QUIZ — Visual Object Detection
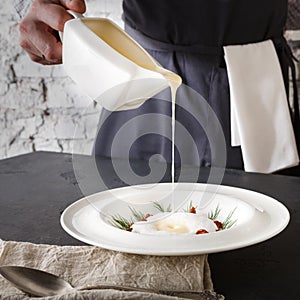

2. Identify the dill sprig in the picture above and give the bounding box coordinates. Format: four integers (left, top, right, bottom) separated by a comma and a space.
110, 214, 133, 230
222, 207, 238, 229
183, 201, 195, 213
208, 204, 221, 220
153, 201, 172, 212
129, 206, 147, 221
208, 205, 237, 230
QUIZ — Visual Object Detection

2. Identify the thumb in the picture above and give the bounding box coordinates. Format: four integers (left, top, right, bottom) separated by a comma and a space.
60, 0, 86, 13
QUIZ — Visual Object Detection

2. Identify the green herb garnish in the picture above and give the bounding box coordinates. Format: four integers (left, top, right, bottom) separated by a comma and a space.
110, 214, 133, 230
208, 204, 221, 220
129, 206, 147, 221
221, 207, 238, 229
152, 201, 172, 212
183, 200, 195, 213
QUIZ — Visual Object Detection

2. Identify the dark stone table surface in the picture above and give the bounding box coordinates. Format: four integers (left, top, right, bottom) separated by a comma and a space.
0, 151, 299, 300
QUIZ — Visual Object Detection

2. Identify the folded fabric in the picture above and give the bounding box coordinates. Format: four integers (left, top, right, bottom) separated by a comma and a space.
0, 240, 224, 300
224, 40, 299, 173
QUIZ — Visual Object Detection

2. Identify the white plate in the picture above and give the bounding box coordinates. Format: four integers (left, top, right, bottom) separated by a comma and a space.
60, 183, 290, 256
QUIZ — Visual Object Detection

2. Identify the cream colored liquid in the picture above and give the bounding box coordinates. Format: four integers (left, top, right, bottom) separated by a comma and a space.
163, 76, 181, 211
154, 67, 181, 205
155, 221, 189, 233
83, 19, 182, 207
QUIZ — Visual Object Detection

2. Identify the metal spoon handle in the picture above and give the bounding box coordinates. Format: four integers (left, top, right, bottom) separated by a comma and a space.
77, 284, 205, 299
78, 284, 162, 293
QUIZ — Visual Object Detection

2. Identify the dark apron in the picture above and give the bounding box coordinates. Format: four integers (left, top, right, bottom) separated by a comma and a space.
94, 0, 299, 173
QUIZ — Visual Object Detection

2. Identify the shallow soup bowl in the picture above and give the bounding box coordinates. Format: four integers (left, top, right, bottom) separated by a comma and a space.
60, 182, 290, 255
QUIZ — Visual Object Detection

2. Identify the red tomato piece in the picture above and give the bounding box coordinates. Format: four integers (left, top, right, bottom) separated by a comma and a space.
214, 221, 223, 231
189, 206, 196, 214
196, 229, 208, 234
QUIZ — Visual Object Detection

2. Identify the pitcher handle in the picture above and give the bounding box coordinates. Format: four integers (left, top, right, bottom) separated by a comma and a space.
59, 10, 84, 41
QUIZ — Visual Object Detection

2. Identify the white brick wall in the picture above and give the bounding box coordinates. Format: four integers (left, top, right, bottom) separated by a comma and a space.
0, 1, 299, 160
0, 0, 123, 159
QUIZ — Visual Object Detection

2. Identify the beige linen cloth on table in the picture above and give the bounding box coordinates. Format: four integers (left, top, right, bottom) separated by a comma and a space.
0, 240, 224, 300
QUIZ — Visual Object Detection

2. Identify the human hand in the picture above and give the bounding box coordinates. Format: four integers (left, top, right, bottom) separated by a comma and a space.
19, 0, 86, 65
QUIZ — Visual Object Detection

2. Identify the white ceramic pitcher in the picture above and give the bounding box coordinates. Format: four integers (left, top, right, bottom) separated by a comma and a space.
62, 14, 181, 111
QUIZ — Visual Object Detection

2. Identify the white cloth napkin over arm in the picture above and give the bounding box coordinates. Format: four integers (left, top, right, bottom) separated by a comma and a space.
224, 40, 299, 173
